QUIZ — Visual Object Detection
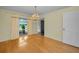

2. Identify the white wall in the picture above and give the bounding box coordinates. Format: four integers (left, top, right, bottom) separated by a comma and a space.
0, 9, 28, 42
0, 13, 11, 42
63, 12, 79, 47
44, 6, 79, 41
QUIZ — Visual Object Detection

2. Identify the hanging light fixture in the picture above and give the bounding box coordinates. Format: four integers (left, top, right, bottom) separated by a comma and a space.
28, 6, 40, 20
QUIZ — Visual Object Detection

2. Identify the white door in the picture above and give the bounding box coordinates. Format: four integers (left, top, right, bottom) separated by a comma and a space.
63, 12, 79, 47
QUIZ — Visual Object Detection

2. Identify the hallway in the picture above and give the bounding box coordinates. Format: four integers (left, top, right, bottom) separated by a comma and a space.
0, 34, 79, 53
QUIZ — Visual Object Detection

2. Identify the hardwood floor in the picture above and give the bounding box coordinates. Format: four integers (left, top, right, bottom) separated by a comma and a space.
0, 34, 79, 53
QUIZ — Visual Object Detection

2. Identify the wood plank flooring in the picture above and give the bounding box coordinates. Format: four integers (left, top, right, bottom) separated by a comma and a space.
0, 34, 79, 53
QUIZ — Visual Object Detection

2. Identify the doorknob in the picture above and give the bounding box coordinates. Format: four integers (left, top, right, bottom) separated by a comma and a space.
63, 28, 65, 31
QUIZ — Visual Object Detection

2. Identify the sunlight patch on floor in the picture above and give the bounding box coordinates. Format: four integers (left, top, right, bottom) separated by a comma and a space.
18, 36, 28, 47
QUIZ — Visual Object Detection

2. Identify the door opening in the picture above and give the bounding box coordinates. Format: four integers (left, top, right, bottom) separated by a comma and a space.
19, 18, 28, 36
40, 20, 44, 35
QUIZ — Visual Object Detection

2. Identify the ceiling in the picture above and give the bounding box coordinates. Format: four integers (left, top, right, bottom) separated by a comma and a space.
0, 6, 69, 15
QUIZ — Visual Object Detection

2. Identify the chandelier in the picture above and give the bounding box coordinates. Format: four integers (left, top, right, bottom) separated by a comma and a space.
28, 6, 40, 20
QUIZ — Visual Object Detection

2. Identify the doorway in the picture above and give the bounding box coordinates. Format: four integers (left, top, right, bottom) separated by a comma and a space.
40, 20, 44, 35
19, 18, 28, 36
